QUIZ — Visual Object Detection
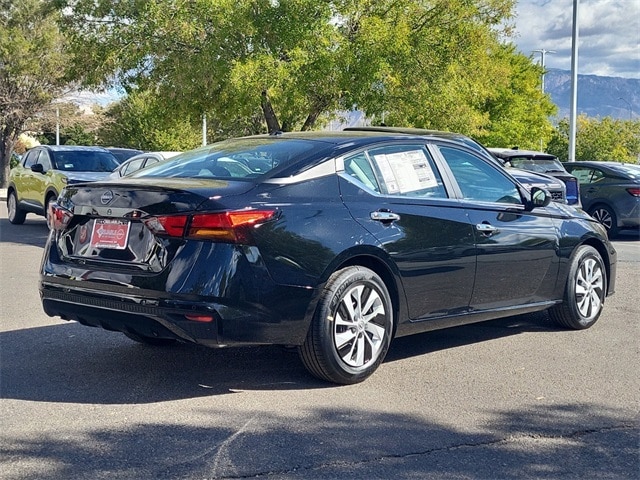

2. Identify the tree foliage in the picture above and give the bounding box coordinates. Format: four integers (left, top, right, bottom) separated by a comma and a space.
0, 0, 70, 186
548, 115, 640, 162
55, 0, 558, 142
98, 90, 202, 151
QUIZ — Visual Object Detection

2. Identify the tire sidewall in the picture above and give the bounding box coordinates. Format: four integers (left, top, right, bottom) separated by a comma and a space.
316, 267, 393, 383
565, 246, 606, 328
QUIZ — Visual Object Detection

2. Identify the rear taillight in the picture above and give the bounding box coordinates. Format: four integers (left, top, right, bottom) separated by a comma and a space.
142, 210, 276, 243
142, 215, 189, 237
48, 203, 73, 231
627, 187, 640, 197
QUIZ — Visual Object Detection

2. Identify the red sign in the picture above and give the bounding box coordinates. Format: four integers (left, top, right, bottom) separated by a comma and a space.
90, 219, 131, 250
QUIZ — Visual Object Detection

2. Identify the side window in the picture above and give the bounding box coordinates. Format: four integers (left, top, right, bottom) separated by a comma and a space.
439, 146, 521, 204
23, 150, 39, 168
570, 167, 593, 184
345, 145, 447, 199
123, 158, 145, 176
37, 150, 53, 171
344, 152, 380, 192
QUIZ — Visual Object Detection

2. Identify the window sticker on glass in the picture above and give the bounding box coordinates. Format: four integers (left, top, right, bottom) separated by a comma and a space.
373, 150, 438, 194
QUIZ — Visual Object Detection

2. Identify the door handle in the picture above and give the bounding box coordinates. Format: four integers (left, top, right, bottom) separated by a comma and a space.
371, 211, 400, 222
476, 223, 499, 235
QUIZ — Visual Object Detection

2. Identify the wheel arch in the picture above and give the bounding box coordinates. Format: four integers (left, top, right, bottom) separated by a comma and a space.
580, 238, 613, 296
325, 249, 405, 338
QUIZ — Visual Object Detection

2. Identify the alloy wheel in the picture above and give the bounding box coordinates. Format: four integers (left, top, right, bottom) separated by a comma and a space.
333, 283, 387, 368
574, 257, 604, 321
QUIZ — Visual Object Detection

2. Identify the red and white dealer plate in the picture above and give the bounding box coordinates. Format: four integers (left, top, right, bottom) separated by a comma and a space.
90, 219, 131, 250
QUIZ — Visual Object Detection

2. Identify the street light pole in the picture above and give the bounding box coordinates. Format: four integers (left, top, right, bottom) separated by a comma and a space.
568, 0, 580, 162
532, 48, 556, 93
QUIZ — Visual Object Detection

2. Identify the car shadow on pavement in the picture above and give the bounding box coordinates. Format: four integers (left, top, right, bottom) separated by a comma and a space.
1, 401, 636, 479
1, 312, 557, 405
385, 311, 556, 363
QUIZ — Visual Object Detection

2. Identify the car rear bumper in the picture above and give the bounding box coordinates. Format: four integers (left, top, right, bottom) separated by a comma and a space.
40, 279, 315, 347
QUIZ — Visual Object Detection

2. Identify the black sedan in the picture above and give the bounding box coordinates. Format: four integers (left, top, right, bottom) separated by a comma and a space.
40, 131, 617, 384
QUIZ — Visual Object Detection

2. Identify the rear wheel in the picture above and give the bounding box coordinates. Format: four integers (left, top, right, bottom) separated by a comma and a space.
7, 191, 26, 225
299, 266, 394, 384
549, 245, 606, 330
123, 332, 177, 346
589, 204, 618, 238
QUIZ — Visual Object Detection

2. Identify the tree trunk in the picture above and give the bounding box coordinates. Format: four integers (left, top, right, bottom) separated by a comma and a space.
0, 126, 17, 188
261, 91, 281, 133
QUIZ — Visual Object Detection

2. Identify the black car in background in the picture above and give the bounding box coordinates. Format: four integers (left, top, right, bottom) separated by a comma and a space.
489, 148, 580, 205
40, 131, 616, 384
563, 161, 640, 237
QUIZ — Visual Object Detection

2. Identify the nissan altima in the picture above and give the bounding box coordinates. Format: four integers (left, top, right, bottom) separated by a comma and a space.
40, 130, 617, 384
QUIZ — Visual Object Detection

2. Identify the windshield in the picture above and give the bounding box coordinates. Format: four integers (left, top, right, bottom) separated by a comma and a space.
52, 151, 120, 172
506, 157, 567, 174
133, 137, 319, 179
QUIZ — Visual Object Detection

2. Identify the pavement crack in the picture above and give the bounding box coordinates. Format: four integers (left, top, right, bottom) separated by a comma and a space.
211, 423, 637, 479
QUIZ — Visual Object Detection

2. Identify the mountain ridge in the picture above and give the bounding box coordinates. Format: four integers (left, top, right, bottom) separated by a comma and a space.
545, 70, 639, 120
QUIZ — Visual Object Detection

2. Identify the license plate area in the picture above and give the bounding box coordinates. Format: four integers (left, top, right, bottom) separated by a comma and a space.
90, 219, 131, 250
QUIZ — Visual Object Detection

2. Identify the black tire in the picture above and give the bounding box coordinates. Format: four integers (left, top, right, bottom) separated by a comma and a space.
589, 204, 618, 238
123, 332, 177, 346
299, 266, 394, 384
549, 245, 606, 330
7, 190, 26, 225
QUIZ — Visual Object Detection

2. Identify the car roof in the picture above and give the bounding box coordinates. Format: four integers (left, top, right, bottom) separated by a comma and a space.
488, 148, 558, 160
38, 145, 111, 152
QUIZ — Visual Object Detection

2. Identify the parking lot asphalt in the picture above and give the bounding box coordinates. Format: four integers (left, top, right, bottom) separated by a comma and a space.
0, 203, 638, 479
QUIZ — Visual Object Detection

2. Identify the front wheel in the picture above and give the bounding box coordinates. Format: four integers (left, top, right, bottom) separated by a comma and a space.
299, 266, 394, 384
549, 245, 606, 329
7, 191, 26, 225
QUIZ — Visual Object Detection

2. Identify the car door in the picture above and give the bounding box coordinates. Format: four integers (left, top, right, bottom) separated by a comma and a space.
434, 145, 560, 310
17, 148, 43, 206
338, 143, 477, 321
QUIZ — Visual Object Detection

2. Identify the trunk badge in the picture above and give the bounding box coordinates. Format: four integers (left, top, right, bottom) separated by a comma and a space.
101, 190, 114, 205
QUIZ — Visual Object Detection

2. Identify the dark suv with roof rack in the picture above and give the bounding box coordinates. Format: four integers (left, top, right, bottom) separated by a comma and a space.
488, 148, 580, 205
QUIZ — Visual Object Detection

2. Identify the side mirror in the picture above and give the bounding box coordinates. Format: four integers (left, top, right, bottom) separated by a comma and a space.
528, 187, 552, 210
31, 164, 44, 174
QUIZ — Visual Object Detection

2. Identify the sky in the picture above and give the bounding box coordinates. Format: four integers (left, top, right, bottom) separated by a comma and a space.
512, 0, 640, 78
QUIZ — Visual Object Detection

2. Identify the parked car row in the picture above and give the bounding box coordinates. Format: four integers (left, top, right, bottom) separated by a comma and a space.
35, 129, 617, 384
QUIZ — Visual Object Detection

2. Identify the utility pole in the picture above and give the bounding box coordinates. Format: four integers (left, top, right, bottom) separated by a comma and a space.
202, 114, 207, 146
568, 0, 580, 162
619, 97, 633, 119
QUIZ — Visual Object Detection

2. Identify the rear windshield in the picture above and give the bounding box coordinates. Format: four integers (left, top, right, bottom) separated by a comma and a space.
52, 151, 120, 172
132, 137, 319, 180
506, 157, 566, 174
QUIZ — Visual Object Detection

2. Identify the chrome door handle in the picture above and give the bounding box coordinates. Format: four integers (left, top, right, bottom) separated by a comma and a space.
371, 211, 401, 222
476, 223, 499, 235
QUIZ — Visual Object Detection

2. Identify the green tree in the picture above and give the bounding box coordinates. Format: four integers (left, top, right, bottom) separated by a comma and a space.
475, 45, 557, 148
98, 90, 201, 151
56, 0, 531, 138
0, 0, 70, 186
548, 116, 640, 162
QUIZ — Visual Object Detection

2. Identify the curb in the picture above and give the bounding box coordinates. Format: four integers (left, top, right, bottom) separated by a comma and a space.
0, 188, 6, 202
